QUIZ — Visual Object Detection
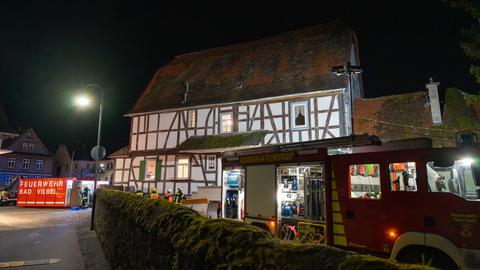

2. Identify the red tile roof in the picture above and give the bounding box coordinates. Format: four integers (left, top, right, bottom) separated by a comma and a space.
130, 22, 356, 114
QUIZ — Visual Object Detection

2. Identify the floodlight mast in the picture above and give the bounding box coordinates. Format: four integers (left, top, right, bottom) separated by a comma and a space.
332, 62, 362, 137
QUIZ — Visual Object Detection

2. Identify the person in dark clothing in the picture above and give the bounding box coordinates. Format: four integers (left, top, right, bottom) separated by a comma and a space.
402, 170, 410, 191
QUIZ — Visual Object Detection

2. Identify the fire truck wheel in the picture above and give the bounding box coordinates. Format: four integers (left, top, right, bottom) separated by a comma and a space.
396, 245, 458, 270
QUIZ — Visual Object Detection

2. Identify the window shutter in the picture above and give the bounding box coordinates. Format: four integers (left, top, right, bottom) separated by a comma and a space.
139, 160, 146, 180
155, 160, 162, 181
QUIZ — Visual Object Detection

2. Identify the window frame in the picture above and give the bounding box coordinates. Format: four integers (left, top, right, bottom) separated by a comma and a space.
22, 159, 30, 169
177, 157, 190, 179
5, 175, 13, 184
28, 143, 34, 151
388, 161, 418, 192
290, 101, 309, 130
22, 143, 28, 150
36, 160, 44, 170
348, 163, 382, 200
8, 158, 16, 168
221, 112, 233, 134
188, 110, 196, 128
144, 159, 157, 181
206, 155, 217, 172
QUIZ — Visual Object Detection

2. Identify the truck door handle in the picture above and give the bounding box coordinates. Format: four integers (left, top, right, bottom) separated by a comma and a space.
425, 216, 436, 227
346, 210, 354, 219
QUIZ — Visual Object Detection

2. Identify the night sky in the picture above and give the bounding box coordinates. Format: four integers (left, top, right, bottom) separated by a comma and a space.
0, 1, 477, 155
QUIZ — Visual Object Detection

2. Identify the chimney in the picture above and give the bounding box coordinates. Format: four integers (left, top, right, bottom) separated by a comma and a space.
426, 78, 442, 125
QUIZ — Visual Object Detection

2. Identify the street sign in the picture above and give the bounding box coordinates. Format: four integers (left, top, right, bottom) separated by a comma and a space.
90, 146, 106, 161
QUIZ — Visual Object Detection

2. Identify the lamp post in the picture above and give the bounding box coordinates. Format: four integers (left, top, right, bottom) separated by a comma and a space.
74, 83, 104, 231
332, 62, 362, 137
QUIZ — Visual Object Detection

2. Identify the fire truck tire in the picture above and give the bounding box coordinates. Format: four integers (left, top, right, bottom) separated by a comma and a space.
396, 245, 458, 270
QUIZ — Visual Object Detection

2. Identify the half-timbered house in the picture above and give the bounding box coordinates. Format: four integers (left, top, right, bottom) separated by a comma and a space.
111, 22, 363, 194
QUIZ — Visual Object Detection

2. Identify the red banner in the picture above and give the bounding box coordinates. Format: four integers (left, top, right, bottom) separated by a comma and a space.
17, 178, 67, 207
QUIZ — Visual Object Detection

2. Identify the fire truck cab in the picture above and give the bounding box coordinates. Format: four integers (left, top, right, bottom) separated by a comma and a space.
222, 145, 480, 270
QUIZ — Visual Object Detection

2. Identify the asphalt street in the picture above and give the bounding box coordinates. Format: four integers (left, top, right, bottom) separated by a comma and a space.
0, 207, 109, 270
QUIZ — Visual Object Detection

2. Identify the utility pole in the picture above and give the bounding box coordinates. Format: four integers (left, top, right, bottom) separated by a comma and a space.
332, 62, 362, 136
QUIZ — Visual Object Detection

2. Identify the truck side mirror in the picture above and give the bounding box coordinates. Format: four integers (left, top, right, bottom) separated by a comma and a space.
472, 161, 480, 186
432, 157, 454, 168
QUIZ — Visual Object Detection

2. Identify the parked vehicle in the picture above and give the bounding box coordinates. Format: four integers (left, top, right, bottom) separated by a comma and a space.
222, 143, 480, 270
0, 176, 20, 206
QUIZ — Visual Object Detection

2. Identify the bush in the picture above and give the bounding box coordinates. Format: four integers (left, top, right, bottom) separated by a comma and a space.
94, 189, 433, 270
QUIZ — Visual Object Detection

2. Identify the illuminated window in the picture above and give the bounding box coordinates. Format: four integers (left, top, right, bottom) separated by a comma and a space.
177, 158, 189, 179
389, 162, 417, 192
8, 158, 16, 168
188, 110, 196, 128
22, 159, 30, 169
36, 160, 44, 170
207, 155, 216, 171
349, 163, 381, 199
145, 159, 156, 180
291, 101, 309, 129
221, 113, 232, 133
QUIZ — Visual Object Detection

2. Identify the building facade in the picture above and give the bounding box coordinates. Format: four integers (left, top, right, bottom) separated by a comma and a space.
55, 144, 114, 181
0, 128, 55, 186
111, 22, 363, 194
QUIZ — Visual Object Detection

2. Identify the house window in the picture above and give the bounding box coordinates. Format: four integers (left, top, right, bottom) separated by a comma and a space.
8, 158, 16, 168
28, 143, 34, 151
349, 163, 381, 199
221, 113, 233, 133
5, 175, 13, 184
389, 162, 417, 192
188, 110, 196, 128
22, 143, 28, 150
22, 159, 30, 169
145, 159, 156, 180
36, 160, 44, 170
291, 101, 309, 129
177, 158, 189, 179
207, 155, 216, 171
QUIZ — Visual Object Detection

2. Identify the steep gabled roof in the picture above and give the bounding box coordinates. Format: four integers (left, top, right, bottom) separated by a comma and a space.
3, 128, 55, 156
109, 145, 129, 158
130, 22, 355, 114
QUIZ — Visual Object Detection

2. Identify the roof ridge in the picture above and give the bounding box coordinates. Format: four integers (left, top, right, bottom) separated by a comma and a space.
174, 21, 345, 60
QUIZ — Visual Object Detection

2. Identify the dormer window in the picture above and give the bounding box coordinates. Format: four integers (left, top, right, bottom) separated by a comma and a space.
221, 113, 233, 133
291, 101, 309, 129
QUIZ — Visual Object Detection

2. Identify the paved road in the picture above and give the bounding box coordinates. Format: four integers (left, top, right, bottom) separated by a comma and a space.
0, 207, 109, 270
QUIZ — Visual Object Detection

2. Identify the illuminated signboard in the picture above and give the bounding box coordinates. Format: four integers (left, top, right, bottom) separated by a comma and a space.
239, 152, 295, 165
16, 178, 67, 207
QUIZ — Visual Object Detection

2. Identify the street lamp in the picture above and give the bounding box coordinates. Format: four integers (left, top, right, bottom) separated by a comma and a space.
74, 83, 104, 231
332, 62, 362, 137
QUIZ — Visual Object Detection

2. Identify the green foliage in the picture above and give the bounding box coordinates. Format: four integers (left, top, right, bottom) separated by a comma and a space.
94, 189, 433, 270
444, 88, 477, 129
449, 0, 480, 86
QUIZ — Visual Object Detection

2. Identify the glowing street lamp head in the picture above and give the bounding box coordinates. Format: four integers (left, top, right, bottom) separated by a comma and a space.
75, 95, 91, 107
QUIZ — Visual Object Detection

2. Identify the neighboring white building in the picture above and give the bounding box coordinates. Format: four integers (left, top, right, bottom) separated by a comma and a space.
111, 22, 363, 194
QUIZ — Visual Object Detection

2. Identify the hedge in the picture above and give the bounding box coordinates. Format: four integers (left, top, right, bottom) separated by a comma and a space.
94, 189, 434, 270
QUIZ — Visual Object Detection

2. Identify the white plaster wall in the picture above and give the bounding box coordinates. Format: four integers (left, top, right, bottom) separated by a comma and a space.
197, 129, 205, 136
238, 122, 247, 132
264, 120, 272, 131
114, 171, 123, 183
179, 131, 186, 145
148, 114, 158, 131
132, 117, 138, 133
239, 105, 247, 113
159, 112, 176, 130
197, 109, 209, 128
130, 135, 137, 151
330, 112, 340, 126
122, 171, 129, 182
292, 132, 299, 143
318, 113, 327, 127
133, 156, 142, 166
269, 102, 282, 114
133, 167, 140, 180
191, 183, 205, 194
176, 182, 188, 193
273, 118, 282, 130
166, 167, 175, 180
115, 158, 124, 169
191, 167, 203, 180
147, 133, 157, 150
301, 131, 309, 142
166, 131, 177, 148
125, 158, 131, 169
139, 116, 145, 132
251, 120, 260, 130
317, 96, 331, 109
158, 132, 167, 149
137, 134, 146, 151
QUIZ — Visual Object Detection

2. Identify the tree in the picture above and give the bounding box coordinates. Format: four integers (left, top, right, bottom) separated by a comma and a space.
449, 0, 480, 86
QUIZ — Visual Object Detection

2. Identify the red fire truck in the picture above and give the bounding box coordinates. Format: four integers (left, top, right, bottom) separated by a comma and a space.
221, 142, 480, 270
